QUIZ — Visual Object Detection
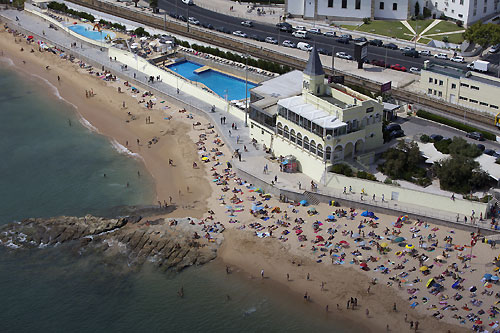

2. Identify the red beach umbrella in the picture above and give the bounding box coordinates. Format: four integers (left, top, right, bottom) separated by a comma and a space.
316, 235, 324, 241
360, 262, 368, 268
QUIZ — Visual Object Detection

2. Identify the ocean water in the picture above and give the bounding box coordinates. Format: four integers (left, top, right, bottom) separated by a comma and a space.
0, 64, 354, 332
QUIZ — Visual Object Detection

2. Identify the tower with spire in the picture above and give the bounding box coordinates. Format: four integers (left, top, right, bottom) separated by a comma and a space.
302, 46, 325, 96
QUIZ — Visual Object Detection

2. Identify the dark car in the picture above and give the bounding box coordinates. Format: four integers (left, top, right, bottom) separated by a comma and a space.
276, 22, 293, 32
390, 129, 405, 138
317, 47, 332, 56
201, 22, 214, 29
336, 37, 350, 44
369, 39, 383, 47
178, 15, 187, 22
353, 36, 368, 43
385, 123, 401, 132
250, 34, 265, 42
371, 59, 387, 67
169, 12, 179, 19
484, 148, 497, 156
216, 26, 231, 34
476, 144, 486, 151
384, 43, 398, 50
340, 34, 352, 40
466, 131, 485, 141
403, 49, 419, 58
430, 134, 443, 142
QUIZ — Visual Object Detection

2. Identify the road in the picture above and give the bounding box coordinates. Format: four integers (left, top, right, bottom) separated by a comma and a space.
159, 0, 469, 72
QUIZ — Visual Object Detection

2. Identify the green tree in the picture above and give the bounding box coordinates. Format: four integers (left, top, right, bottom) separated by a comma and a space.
436, 156, 489, 193
414, 1, 420, 15
464, 22, 500, 54
149, 0, 158, 7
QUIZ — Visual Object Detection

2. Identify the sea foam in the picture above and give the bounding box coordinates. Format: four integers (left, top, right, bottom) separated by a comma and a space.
78, 116, 99, 133
0, 57, 15, 67
31, 74, 78, 110
110, 139, 142, 160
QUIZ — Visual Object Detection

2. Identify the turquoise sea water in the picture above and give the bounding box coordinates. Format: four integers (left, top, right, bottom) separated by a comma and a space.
168, 60, 256, 100
0, 63, 354, 332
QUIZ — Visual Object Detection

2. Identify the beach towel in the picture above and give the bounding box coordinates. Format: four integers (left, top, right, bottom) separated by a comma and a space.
411, 302, 419, 308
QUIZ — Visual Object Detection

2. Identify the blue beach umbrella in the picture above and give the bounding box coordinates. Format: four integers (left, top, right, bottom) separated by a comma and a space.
300, 200, 308, 206
327, 215, 335, 220
484, 273, 493, 280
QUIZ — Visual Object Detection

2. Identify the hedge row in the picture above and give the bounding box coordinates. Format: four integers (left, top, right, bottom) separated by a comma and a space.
416, 109, 496, 141
47, 1, 95, 22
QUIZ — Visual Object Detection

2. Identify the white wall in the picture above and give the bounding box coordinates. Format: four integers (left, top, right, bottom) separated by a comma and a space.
317, 0, 372, 19
374, 0, 409, 19
287, 0, 306, 15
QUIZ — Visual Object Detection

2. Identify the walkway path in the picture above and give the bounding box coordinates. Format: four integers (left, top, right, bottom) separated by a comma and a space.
400, 20, 415, 35
1, 9, 493, 230
419, 19, 441, 35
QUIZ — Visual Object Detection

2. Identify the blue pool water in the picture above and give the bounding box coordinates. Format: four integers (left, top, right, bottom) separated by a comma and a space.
68, 24, 116, 41
168, 60, 256, 101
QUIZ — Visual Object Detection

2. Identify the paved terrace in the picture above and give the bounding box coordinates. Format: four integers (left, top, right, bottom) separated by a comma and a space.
1, 9, 495, 232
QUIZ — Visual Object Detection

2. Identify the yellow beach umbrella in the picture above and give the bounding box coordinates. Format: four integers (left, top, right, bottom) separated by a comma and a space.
406, 244, 414, 249
380, 242, 388, 248
201, 157, 209, 161
420, 266, 428, 271
426, 278, 434, 288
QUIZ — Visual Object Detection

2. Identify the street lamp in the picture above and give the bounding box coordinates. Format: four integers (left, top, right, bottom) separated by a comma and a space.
244, 54, 249, 127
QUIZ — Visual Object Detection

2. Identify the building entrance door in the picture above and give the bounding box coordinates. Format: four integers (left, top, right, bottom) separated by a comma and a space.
304, 0, 315, 18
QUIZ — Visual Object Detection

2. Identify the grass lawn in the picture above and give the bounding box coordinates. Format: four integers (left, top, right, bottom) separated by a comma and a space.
418, 37, 433, 45
407, 19, 434, 34
441, 32, 465, 44
351, 20, 413, 40
425, 20, 464, 35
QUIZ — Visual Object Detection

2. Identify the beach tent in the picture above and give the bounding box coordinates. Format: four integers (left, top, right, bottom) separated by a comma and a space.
299, 200, 308, 206
420, 266, 428, 271
361, 211, 375, 218
393, 237, 405, 243
426, 278, 434, 288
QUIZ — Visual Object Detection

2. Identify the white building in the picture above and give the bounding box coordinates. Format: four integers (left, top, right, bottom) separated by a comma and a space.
285, 0, 499, 24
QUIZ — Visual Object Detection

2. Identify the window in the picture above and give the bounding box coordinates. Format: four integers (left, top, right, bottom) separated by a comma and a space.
428, 88, 432, 94
469, 99, 478, 103
471, 85, 479, 90
303, 137, 310, 150
459, 96, 468, 101
342, 0, 347, 8
366, 107, 374, 113
380, 1, 384, 9
473, 9, 477, 15
438, 91, 442, 97
310, 140, 317, 154
434, 78, 438, 84
435, 1, 438, 7
290, 129, 296, 143
283, 126, 290, 139
460, 83, 469, 87
393, 2, 398, 10
459, 0, 463, 4
328, 0, 334, 7
445, 7, 447, 11
433, 90, 437, 95
484, 6, 487, 12
480, 102, 488, 106
317, 144, 324, 159
429, 77, 433, 83
439, 80, 443, 86
356, 0, 361, 9
458, 13, 463, 17
451, 9, 454, 13
277, 122, 283, 135
451, 83, 456, 89
325, 147, 332, 160
297, 133, 303, 147
490, 104, 499, 109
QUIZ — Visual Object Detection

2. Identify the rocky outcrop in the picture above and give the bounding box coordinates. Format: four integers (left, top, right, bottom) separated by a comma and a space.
0, 215, 218, 272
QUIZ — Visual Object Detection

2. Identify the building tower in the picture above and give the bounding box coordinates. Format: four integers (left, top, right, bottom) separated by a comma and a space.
302, 46, 325, 96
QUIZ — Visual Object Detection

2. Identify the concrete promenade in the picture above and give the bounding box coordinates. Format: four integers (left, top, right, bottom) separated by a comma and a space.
1, 8, 494, 232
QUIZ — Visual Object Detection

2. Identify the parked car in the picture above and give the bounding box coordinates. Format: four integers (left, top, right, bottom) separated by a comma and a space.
294, 25, 306, 31
476, 144, 486, 151
308, 27, 321, 34
323, 31, 337, 38
241, 20, 253, 27
390, 129, 405, 138
384, 43, 398, 50
178, 15, 188, 22
371, 59, 387, 67
419, 50, 432, 56
488, 44, 500, 53
434, 53, 449, 59
292, 30, 308, 39
409, 67, 420, 74
336, 52, 353, 60
182, 0, 194, 4
265, 36, 278, 44
282, 40, 296, 48
369, 39, 383, 47
317, 47, 332, 55
484, 149, 497, 156
353, 36, 368, 43
188, 17, 200, 25
250, 34, 265, 42
390, 64, 407, 72
297, 42, 313, 51
168, 12, 178, 19
466, 131, 485, 141
451, 56, 465, 63
430, 134, 443, 141
216, 26, 231, 34
403, 49, 419, 58
276, 22, 293, 32
233, 30, 248, 38
340, 34, 352, 40
385, 123, 401, 132
201, 22, 214, 29
336, 37, 350, 44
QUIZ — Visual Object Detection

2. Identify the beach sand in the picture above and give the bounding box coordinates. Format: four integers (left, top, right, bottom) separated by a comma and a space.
2, 24, 497, 333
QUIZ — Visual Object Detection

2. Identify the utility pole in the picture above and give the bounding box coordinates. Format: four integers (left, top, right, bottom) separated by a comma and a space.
245, 54, 249, 127
331, 45, 335, 74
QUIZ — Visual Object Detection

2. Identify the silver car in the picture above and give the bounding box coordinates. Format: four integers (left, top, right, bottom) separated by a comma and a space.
282, 40, 296, 48
265, 36, 278, 44
336, 51, 353, 60
233, 30, 248, 38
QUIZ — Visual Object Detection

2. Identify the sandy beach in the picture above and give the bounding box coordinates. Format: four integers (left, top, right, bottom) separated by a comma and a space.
2, 20, 500, 333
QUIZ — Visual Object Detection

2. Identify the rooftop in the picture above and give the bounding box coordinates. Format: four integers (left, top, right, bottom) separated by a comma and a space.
303, 47, 325, 77
278, 96, 346, 129
465, 72, 500, 89
251, 70, 303, 99
425, 63, 465, 79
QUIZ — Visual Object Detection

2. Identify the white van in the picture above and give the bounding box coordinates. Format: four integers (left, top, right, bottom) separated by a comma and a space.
297, 42, 313, 52
292, 30, 308, 39
182, 0, 194, 5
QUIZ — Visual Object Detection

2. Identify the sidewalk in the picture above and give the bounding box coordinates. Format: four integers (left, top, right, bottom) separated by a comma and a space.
2, 9, 493, 229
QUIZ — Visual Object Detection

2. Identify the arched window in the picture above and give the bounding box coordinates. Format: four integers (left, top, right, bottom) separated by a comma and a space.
284, 125, 290, 139
277, 122, 283, 135
325, 146, 332, 160
317, 144, 324, 159
290, 129, 296, 144
310, 140, 316, 154
303, 136, 310, 150
297, 132, 303, 147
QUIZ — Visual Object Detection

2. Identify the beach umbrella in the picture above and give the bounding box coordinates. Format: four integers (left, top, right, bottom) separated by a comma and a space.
393, 237, 405, 243
316, 235, 325, 241
426, 278, 434, 288
201, 157, 209, 161
484, 273, 493, 280
327, 215, 335, 220
380, 242, 388, 248
435, 255, 445, 261
299, 200, 308, 206
420, 266, 428, 271
356, 241, 366, 247
360, 262, 368, 268
351, 233, 360, 238
452, 280, 461, 289
470, 286, 477, 292
406, 244, 414, 249
492, 276, 500, 281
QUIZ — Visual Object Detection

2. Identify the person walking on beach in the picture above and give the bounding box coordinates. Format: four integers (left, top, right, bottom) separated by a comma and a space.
261, 269, 264, 279
286, 273, 289, 281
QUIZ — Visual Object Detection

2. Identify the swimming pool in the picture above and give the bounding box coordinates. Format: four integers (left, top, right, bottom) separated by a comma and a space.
68, 24, 116, 41
167, 60, 256, 101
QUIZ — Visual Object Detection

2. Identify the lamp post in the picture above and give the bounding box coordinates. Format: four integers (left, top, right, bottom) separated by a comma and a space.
414, 22, 419, 50
244, 54, 249, 127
